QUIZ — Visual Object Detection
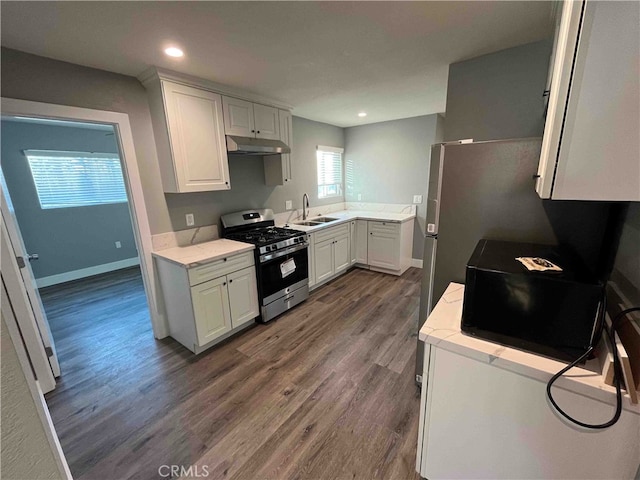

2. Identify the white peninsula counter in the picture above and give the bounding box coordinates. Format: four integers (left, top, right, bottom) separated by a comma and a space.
416, 283, 640, 480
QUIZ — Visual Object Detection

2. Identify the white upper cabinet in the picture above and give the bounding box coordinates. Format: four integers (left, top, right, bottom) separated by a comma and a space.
146, 79, 230, 193
222, 97, 255, 137
253, 104, 280, 140
537, 0, 640, 201
264, 109, 293, 186
222, 96, 280, 140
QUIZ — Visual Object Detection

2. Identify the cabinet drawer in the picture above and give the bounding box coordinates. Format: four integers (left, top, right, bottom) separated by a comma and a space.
368, 221, 400, 236
188, 251, 254, 286
314, 223, 349, 244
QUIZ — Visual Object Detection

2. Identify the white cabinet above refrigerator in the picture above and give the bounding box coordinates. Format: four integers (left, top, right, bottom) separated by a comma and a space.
536, 0, 640, 201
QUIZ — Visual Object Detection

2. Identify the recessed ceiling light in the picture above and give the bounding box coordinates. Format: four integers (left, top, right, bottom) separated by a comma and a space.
358, 112, 367, 117
164, 47, 184, 58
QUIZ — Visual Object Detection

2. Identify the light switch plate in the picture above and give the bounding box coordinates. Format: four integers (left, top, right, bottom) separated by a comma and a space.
115, 241, 121, 249
413, 195, 423, 204
285, 200, 293, 210
357, 194, 362, 201
185, 213, 195, 227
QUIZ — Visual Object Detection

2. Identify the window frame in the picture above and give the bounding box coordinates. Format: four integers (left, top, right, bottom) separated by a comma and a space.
316, 145, 344, 200
24, 149, 128, 210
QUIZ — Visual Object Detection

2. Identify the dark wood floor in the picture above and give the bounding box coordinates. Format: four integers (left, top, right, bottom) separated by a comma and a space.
42, 266, 423, 480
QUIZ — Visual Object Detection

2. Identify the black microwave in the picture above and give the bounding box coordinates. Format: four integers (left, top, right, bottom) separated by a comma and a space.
461, 240, 604, 362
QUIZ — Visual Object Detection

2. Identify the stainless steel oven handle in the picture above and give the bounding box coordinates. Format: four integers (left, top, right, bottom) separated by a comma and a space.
259, 242, 309, 263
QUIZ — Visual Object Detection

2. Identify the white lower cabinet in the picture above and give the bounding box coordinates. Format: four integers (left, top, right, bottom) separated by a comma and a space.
314, 238, 335, 284
334, 234, 350, 273
309, 217, 415, 290
227, 266, 260, 328
355, 220, 368, 264
310, 223, 351, 288
155, 251, 259, 354
191, 276, 232, 346
417, 346, 640, 479
367, 221, 401, 271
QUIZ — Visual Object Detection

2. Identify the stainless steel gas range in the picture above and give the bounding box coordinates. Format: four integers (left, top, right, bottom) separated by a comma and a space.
221, 209, 309, 322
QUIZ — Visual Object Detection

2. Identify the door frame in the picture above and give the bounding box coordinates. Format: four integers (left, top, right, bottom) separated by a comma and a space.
1, 97, 164, 339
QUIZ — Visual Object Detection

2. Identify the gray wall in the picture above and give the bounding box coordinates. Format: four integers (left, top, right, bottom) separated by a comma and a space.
612, 203, 640, 305
166, 116, 345, 230
1, 121, 138, 279
444, 39, 552, 142
1, 48, 344, 235
1, 313, 64, 480
1, 47, 172, 234
344, 114, 445, 259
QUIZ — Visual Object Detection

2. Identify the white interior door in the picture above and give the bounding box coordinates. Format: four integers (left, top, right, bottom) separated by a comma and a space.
1, 177, 60, 379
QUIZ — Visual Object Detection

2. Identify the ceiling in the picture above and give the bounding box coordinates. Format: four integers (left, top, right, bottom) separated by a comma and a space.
1, 1, 553, 128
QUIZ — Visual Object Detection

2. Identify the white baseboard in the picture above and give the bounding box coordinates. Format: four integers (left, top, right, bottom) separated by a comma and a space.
411, 258, 424, 269
36, 257, 140, 288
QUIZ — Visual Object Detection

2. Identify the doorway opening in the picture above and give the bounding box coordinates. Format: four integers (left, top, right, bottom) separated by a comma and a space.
1, 115, 155, 389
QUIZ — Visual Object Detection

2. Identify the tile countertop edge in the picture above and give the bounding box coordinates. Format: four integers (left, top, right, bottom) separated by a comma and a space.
421, 283, 640, 414
152, 239, 255, 268
280, 210, 416, 233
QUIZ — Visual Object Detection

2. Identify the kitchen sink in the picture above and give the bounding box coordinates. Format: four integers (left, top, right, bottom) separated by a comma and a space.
311, 217, 338, 223
295, 221, 322, 226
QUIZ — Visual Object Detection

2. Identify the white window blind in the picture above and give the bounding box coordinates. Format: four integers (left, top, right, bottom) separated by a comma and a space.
317, 145, 344, 199
24, 150, 127, 209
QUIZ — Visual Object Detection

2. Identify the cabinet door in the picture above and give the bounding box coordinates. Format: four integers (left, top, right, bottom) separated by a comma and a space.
333, 234, 350, 274
222, 96, 255, 137
253, 104, 280, 140
308, 233, 316, 288
368, 222, 401, 270
355, 220, 368, 264
191, 276, 231, 347
279, 109, 293, 182
227, 267, 259, 328
349, 221, 357, 265
162, 81, 230, 192
314, 238, 334, 284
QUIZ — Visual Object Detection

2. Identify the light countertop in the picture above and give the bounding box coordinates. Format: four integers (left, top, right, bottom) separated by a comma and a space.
421, 283, 640, 413
152, 238, 254, 268
280, 209, 415, 233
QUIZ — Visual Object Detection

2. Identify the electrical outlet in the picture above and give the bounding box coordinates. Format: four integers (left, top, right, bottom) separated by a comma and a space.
285, 200, 293, 210
413, 195, 423, 204
185, 213, 195, 227
115, 241, 122, 249
357, 193, 362, 201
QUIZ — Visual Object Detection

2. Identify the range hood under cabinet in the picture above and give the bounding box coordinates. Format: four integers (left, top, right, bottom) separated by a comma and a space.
140, 67, 293, 193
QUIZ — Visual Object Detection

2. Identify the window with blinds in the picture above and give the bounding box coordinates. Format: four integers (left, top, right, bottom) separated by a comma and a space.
24, 150, 127, 209
316, 145, 344, 199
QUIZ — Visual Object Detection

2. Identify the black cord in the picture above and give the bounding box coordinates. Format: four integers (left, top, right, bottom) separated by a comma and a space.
546, 302, 640, 429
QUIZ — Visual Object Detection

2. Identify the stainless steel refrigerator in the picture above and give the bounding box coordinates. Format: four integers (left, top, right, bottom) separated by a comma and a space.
415, 138, 613, 384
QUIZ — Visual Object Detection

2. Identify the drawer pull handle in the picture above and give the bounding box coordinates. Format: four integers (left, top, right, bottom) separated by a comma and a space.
224, 258, 227, 262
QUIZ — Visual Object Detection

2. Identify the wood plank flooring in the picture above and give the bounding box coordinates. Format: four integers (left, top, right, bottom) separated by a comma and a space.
42, 266, 423, 480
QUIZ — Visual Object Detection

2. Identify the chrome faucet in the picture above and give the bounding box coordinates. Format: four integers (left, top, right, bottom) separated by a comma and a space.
302, 193, 310, 220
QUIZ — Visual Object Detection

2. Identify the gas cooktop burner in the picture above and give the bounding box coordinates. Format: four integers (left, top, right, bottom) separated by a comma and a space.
226, 226, 305, 246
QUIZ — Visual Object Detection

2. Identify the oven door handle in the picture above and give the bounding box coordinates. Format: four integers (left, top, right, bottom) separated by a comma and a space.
259, 242, 308, 263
